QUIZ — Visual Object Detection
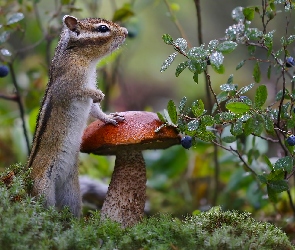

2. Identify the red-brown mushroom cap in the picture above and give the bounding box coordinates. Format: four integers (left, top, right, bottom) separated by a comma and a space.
80, 111, 180, 155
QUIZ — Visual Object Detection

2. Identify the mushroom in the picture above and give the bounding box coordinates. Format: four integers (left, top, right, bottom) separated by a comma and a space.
80, 111, 180, 227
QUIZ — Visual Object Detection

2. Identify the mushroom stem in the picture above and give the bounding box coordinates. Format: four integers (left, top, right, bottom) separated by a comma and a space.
100, 149, 146, 227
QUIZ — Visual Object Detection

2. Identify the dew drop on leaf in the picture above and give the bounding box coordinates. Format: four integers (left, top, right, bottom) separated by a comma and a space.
210, 51, 224, 68
231, 7, 245, 22
225, 21, 245, 43
160, 52, 178, 72
173, 38, 187, 52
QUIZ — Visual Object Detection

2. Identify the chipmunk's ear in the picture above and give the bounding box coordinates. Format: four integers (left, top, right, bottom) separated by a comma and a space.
63, 15, 80, 35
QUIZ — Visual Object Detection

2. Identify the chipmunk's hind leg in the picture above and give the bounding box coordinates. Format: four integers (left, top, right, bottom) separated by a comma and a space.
32, 177, 57, 209
55, 167, 81, 217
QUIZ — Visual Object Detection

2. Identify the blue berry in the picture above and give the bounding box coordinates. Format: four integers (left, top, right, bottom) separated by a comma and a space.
286, 135, 295, 146
181, 136, 192, 149
0, 65, 9, 77
286, 57, 295, 68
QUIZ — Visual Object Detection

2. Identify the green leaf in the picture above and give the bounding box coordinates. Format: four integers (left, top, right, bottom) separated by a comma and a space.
222, 136, 237, 143
287, 35, 295, 45
220, 83, 237, 92
243, 7, 255, 21
191, 100, 205, 117
214, 112, 236, 123
175, 61, 188, 77
244, 117, 256, 136
211, 64, 225, 74
0, 31, 11, 44
226, 74, 234, 84
167, 100, 178, 124
216, 91, 228, 104
173, 38, 188, 52
6, 12, 24, 25
257, 174, 267, 184
238, 114, 251, 122
196, 130, 215, 142
188, 59, 207, 74
113, 3, 134, 22
263, 155, 273, 169
254, 114, 264, 135
236, 60, 246, 70
248, 45, 256, 55
230, 120, 243, 136
226, 102, 250, 114
253, 62, 261, 83
267, 180, 289, 193
162, 34, 174, 45
263, 114, 274, 134
200, 115, 214, 126
193, 71, 198, 84
209, 51, 224, 69
276, 89, 290, 102
254, 85, 267, 108
163, 109, 172, 125
274, 156, 293, 173
238, 83, 255, 95
157, 112, 166, 123
239, 96, 253, 106
187, 120, 199, 131
187, 46, 208, 60
216, 41, 237, 54
178, 96, 187, 114
267, 185, 278, 203
267, 169, 285, 181
160, 52, 178, 72
287, 115, 295, 129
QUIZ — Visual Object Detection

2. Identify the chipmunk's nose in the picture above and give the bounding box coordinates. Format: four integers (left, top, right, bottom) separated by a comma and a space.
122, 27, 128, 37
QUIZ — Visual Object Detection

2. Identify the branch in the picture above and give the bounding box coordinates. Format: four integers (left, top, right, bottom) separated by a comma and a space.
163, 0, 191, 47
0, 93, 18, 101
8, 63, 31, 155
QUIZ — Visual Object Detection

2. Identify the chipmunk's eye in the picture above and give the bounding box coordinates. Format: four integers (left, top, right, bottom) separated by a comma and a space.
97, 25, 110, 33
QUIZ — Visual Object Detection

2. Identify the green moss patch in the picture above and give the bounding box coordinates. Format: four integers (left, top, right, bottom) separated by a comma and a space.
0, 164, 293, 250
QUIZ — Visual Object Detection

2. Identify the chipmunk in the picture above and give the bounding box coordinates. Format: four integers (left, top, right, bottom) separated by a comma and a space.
26, 15, 127, 217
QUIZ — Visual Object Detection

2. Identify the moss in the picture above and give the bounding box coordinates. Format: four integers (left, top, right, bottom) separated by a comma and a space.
0, 164, 294, 250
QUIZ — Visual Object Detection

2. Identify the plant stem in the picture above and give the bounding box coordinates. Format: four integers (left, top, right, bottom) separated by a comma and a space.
8, 63, 31, 155
194, 0, 220, 206
163, 0, 190, 46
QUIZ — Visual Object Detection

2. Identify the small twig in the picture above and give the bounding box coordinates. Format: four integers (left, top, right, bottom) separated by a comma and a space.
261, 0, 267, 33
8, 63, 31, 155
212, 143, 219, 206
286, 167, 295, 180
251, 133, 279, 143
163, 0, 191, 47
193, 0, 220, 206
230, 146, 258, 178
194, 0, 202, 47
0, 93, 18, 101
287, 189, 295, 217
212, 140, 232, 152
205, 71, 221, 112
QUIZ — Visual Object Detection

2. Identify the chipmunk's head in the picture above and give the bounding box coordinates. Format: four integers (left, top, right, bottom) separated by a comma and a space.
61, 15, 128, 60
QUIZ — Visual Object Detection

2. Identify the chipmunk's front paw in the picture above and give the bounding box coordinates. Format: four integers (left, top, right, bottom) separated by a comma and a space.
110, 113, 125, 122
103, 113, 125, 126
